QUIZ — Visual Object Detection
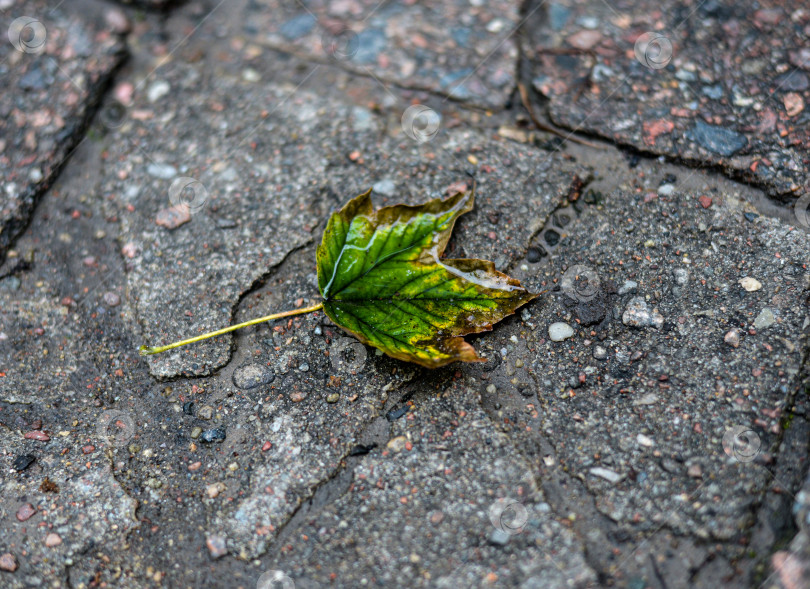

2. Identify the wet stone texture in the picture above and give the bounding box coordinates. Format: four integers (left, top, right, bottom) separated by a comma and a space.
525, 0, 810, 201
0, 421, 138, 588
242, 0, 519, 107
0, 123, 147, 588
265, 380, 597, 588
102, 58, 582, 379
0, 0, 124, 263
0, 287, 85, 407
484, 181, 810, 573
2, 0, 810, 587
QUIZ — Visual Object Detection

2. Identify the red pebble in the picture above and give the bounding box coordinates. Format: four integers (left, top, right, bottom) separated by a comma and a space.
24, 431, 49, 441
698, 195, 712, 208
16, 503, 36, 522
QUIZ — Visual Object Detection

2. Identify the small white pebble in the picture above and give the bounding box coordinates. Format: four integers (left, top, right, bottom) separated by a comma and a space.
589, 467, 622, 484
739, 276, 762, 292
548, 322, 574, 342
147, 80, 170, 102
242, 68, 261, 82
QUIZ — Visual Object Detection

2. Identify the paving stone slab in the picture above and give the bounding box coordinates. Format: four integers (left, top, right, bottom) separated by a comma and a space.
524, 0, 810, 200
263, 379, 597, 588
241, 0, 519, 108
99, 51, 590, 571
470, 180, 810, 552
0, 0, 125, 263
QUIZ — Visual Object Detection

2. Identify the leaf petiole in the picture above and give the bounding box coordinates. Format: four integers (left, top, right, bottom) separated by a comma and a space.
139, 302, 323, 356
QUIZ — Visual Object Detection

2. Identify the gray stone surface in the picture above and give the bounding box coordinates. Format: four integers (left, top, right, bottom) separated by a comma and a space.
1, 1, 809, 588
0, 0, 125, 263
498, 182, 810, 545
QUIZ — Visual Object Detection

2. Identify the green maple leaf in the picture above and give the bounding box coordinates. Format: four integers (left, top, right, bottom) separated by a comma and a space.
140, 187, 537, 368
316, 188, 537, 368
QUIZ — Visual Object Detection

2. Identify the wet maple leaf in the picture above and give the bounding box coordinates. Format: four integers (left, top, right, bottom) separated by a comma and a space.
316, 188, 537, 368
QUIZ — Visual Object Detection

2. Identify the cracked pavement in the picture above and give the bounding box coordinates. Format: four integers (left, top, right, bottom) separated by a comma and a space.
1, 0, 809, 588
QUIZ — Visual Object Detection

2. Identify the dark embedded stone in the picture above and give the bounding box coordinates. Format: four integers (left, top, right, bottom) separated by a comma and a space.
661, 174, 677, 185
13, 454, 36, 471
385, 406, 410, 421
526, 247, 544, 263
561, 285, 610, 327
543, 228, 560, 247
686, 120, 748, 157
349, 443, 377, 456
200, 428, 226, 443
610, 364, 632, 379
